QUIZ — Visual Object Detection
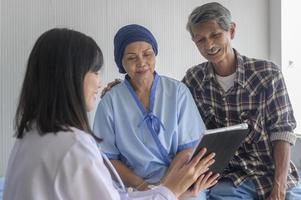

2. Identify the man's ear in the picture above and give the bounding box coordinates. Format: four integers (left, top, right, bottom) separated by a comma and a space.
229, 22, 236, 40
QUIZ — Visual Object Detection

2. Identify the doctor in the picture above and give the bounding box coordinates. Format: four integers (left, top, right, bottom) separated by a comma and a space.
3, 28, 218, 200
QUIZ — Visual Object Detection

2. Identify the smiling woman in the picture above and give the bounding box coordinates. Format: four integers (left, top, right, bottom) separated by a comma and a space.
93, 24, 219, 199
122, 41, 156, 109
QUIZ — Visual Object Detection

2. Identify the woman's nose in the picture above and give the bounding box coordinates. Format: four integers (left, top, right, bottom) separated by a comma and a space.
136, 55, 145, 67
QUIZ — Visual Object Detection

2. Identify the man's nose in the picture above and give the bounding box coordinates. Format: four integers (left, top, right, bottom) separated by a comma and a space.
205, 39, 214, 50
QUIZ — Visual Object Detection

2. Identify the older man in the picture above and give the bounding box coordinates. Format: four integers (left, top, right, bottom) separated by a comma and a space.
182, 2, 301, 200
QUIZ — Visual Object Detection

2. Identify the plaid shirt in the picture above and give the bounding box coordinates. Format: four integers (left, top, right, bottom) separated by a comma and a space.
182, 50, 299, 199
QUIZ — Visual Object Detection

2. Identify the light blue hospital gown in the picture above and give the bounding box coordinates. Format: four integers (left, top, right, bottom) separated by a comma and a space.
93, 73, 205, 184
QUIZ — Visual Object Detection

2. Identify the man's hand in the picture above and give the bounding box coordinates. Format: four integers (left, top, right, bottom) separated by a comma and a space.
101, 79, 122, 98
266, 180, 286, 200
266, 140, 291, 200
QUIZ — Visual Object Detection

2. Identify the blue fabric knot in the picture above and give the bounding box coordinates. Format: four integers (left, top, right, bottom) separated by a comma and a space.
138, 112, 165, 134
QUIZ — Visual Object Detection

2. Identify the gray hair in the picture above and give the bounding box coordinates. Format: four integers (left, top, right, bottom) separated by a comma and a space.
186, 2, 232, 38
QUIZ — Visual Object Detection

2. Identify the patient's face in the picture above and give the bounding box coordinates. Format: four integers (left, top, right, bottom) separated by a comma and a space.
83, 71, 101, 112
122, 41, 156, 85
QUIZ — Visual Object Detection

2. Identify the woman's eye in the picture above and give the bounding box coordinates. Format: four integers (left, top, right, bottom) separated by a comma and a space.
127, 57, 136, 61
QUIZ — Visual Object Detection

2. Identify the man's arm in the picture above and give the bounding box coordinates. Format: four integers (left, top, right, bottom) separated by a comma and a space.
267, 140, 291, 200
101, 79, 122, 98
264, 68, 297, 200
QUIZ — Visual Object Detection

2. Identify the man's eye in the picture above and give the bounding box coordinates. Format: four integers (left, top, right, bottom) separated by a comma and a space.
196, 38, 205, 44
213, 33, 221, 38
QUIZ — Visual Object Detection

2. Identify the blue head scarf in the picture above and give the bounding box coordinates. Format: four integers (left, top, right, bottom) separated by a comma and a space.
113, 24, 158, 74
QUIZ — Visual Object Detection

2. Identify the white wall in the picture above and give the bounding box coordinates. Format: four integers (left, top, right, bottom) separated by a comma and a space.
0, 0, 269, 175
281, 0, 301, 134
281, 0, 301, 168
269, 0, 281, 66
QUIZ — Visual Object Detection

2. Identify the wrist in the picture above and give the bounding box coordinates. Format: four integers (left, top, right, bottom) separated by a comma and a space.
136, 181, 149, 191
270, 185, 286, 200
272, 178, 287, 192
161, 182, 180, 198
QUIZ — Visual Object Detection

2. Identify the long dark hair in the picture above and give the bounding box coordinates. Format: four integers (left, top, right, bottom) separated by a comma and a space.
15, 28, 103, 139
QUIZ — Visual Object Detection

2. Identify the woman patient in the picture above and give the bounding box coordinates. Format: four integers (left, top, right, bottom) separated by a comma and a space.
3, 28, 218, 200
93, 24, 218, 196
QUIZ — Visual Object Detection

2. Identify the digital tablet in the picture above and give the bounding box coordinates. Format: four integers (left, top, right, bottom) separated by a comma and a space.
191, 123, 249, 174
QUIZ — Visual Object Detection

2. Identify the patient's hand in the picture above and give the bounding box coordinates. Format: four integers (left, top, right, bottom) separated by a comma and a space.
101, 79, 122, 98
179, 171, 219, 199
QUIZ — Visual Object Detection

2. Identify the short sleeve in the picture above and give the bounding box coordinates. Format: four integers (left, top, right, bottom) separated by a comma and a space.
93, 97, 120, 159
177, 83, 205, 151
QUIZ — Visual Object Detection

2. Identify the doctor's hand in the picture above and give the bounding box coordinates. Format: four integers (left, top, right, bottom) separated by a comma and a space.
160, 148, 193, 184
161, 148, 216, 198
